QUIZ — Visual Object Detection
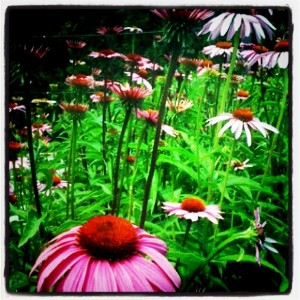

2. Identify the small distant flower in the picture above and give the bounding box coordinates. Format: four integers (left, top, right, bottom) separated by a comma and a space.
31, 122, 52, 136
65, 74, 95, 88
124, 71, 152, 91
197, 59, 214, 76
162, 197, 223, 223
262, 39, 289, 69
206, 108, 279, 146
166, 98, 194, 113
92, 68, 102, 76
95, 79, 122, 90
9, 156, 30, 170
110, 83, 151, 110
31, 98, 57, 105
236, 89, 250, 100
231, 159, 253, 171
52, 175, 68, 188
24, 44, 50, 59
9, 141, 25, 151
136, 109, 179, 137
8, 103, 26, 113
174, 70, 193, 81
66, 40, 86, 49
126, 155, 136, 163
30, 215, 180, 292
239, 43, 269, 67
198, 11, 276, 42
89, 49, 126, 59
178, 57, 203, 72
90, 92, 114, 103
124, 54, 150, 66
253, 208, 278, 266
202, 41, 234, 61
60, 102, 89, 114
69, 60, 86, 66
124, 26, 143, 33
97, 26, 124, 35
139, 61, 163, 71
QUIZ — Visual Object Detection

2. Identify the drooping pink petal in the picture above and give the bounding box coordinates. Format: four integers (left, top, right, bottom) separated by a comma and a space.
112, 261, 135, 292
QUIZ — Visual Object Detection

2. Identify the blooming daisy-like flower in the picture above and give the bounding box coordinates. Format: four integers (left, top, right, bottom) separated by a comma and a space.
262, 39, 289, 69
206, 108, 279, 146
162, 197, 223, 223
66, 40, 87, 49
31, 122, 52, 136
38, 174, 68, 192
136, 109, 179, 137
110, 83, 151, 109
30, 215, 180, 292
60, 103, 89, 119
198, 11, 276, 42
202, 41, 234, 61
253, 208, 278, 266
65, 74, 95, 88
239, 43, 269, 67
231, 159, 253, 171
89, 49, 126, 60
124, 26, 143, 33
236, 89, 250, 100
90, 92, 114, 103
8, 103, 26, 113
124, 71, 152, 91
97, 26, 124, 35
178, 57, 203, 72
166, 98, 194, 113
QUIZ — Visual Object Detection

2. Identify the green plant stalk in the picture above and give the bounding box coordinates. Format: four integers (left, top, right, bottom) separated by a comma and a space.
70, 118, 78, 220
112, 108, 132, 215
255, 68, 289, 205
139, 46, 181, 229
183, 227, 255, 291
116, 113, 133, 216
127, 123, 148, 220
206, 31, 240, 203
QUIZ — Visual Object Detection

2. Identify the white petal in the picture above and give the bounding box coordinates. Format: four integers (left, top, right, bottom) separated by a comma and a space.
209, 12, 230, 32
243, 123, 252, 146
251, 120, 268, 137
220, 13, 235, 36
278, 52, 289, 68
233, 14, 242, 32
218, 119, 235, 137
234, 121, 244, 139
230, 119, 241, 134
259, 121, 279, 134
263, 243, 279, 253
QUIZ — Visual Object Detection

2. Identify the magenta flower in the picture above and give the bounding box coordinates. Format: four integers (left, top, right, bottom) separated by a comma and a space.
239, 43, 269, 67
30, 215, 180, 292
124, 71, 152, 91
152, 9, 214, 22
31, 122, 52, 136
162, 197, 223, 223
89, 49, 126, 59
136, 109, 179, 137
198, 11, 276, 42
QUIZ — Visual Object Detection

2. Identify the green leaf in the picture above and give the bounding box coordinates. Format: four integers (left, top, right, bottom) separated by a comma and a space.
18, 211, 46, 248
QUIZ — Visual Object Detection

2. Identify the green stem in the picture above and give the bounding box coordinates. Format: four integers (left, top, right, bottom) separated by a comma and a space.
70, 118, 78, 220
139, 46, 181, 229
112, 109, 132, 215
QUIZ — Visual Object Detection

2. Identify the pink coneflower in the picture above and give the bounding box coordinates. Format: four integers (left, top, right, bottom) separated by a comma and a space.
30, 215, 180, 292
198, 11, 276, 42
202, 41, 234, 61
136, 109, 179, 137
8, 103, 26, 113
253, 208, 278, 266
236, 89, 250, 100
60, 102, 89, 116
231, 159, 253, 171
166, 98, 194, 113
66, 40, 87, 49
65, 74, 95, 88
139, 61, 163, 71
162, 197, 223, 223
124, 71, 153, 91
89, 49, 126, 59
90, 92, 114, 103
97, 26, 124, 35
110, 83, 151, 109
206, 108, 279, 146
239, 43, 269, 67
124, 53, 150, 66
262, 39, 289, 69
31, 122, 52, 136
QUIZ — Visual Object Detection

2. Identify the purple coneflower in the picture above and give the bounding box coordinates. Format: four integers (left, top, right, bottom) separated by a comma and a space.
124, 71, 152, 91
89, 49, 126, 60
136, 109, 179, 137
9, 156, 30, 170
90, 92, 114, 103
202, 41, 234, 61
231, 159, 253, 171
162, 197, 223, 223
206, 108, 279, 146
239, 43, 269, 67
198, 11, 276, 42
31, 122, 52, 136
8, 103, 26, 113
253, 208, 278, 265
262, 39, 289, 69
65, 74, 95, 88
30, 215, 180, 292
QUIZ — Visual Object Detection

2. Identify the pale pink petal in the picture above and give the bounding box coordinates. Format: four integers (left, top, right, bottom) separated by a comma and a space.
220, 13, 235, 36
233, 13, 242, 32
278, 52, 288, 68
243, 123, 252, 146
234, 121, 244, 139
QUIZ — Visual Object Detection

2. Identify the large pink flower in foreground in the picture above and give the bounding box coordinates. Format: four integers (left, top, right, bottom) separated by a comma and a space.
162, 197, 223, 223
30, 215, 180, 292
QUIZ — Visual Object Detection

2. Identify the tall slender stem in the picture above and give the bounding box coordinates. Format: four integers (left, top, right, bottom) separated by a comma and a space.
70, 118, 78, 219
139, 47, 181, 228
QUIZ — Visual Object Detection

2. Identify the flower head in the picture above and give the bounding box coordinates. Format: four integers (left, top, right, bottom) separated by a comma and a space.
124, 71, 152, 91
240, 42, 269, 67
231, 159, 253, 171
65, 74, 95, 88
30, 215, 180, 292
166, 98, 194, 113
89, 49, 126, 59
66, 40, 87, 49
110, 83, 151, 110
253, 208, 278, 265
162, 197, 223, 223
236, 89, 250, 100
31, 122, 52, 136
90, 92, 114, 103
206, 108, 279, 146
8, 103, 26, 113
199, 11, 276, 42
202, 41, 234, 61
136, 109, 179, 137
97, 26, 124, 35
60, 102, 89, 120
262, 39, 289, 69
124, 26, 143, 33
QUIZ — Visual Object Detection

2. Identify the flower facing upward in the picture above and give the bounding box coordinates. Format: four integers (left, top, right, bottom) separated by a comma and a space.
262, 39, 289, 69
65, 74, 95, 88
110, 83, 151, 109
136, 109, 179, 137
162, 197, 223, 223
198, 11, 276, 42
202, 41, 234, 61
206, 108, 279, 146
30, 215, 180, 292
